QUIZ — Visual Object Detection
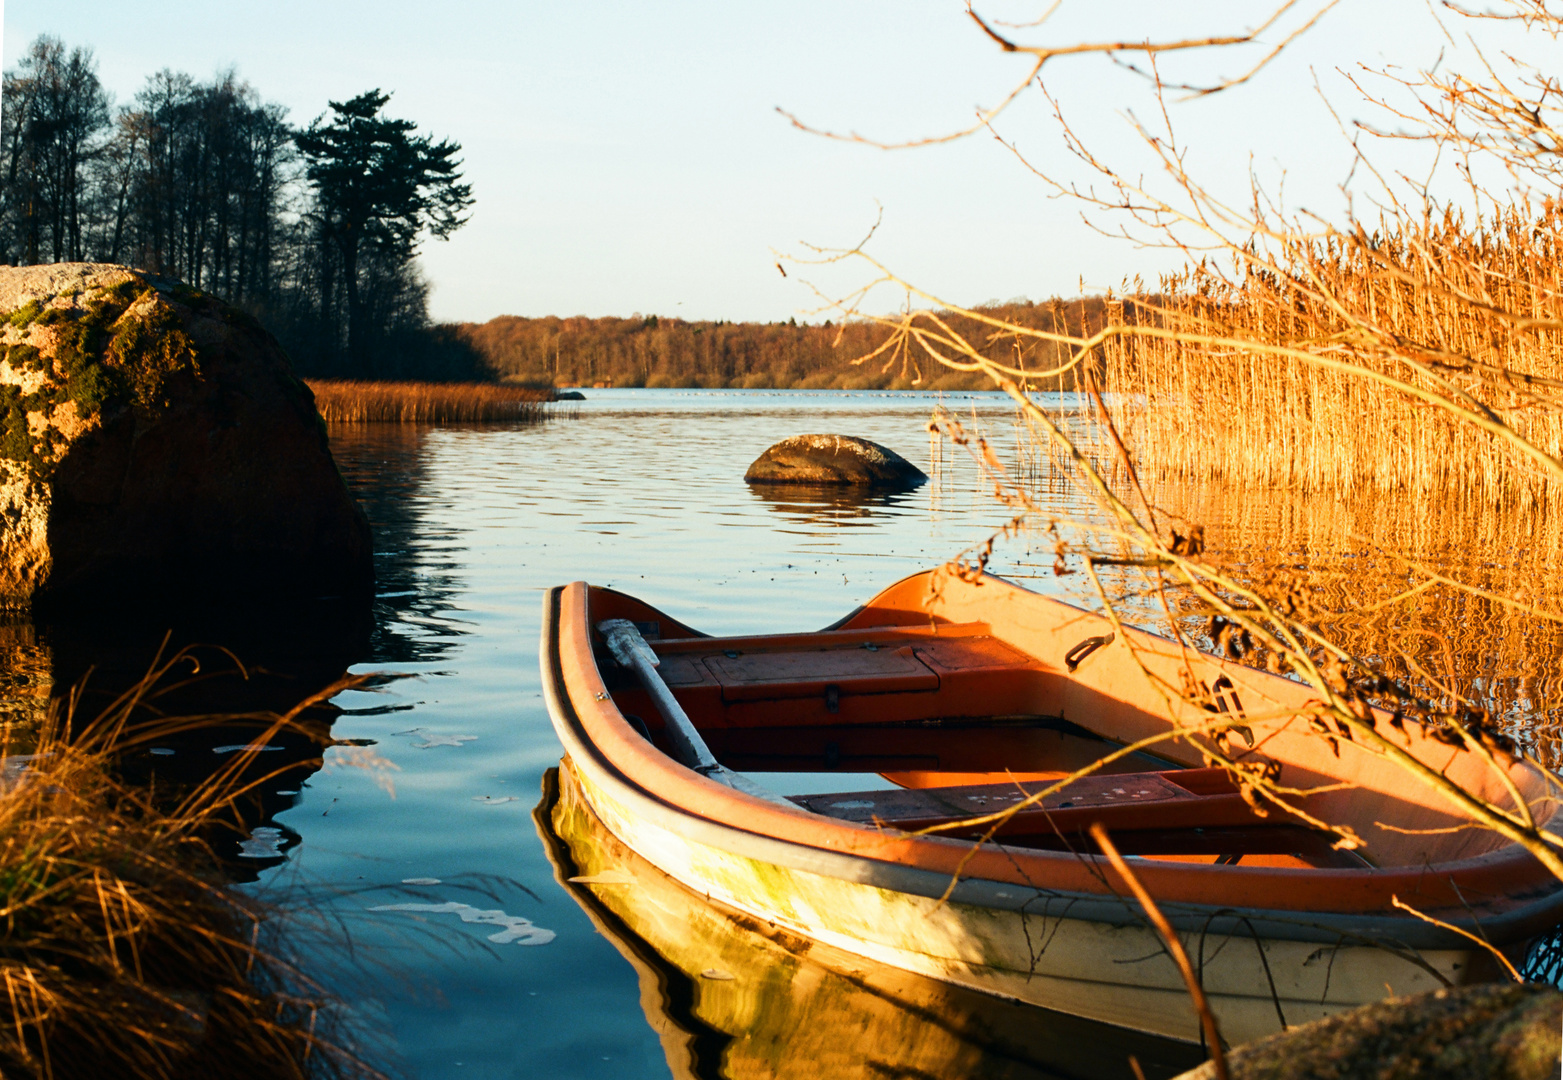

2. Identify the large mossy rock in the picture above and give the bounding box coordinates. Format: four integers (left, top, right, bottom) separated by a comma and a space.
0, 263, 371, 608
744, 434, 927, 488
1177, 983, 1562, 1080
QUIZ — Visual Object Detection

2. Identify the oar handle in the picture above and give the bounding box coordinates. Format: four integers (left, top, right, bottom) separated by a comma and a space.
596, 619, 793, 806
598, 618, 718, 771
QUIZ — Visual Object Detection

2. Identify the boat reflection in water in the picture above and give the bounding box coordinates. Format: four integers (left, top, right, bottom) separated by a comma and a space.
536, 765, 1204, 1080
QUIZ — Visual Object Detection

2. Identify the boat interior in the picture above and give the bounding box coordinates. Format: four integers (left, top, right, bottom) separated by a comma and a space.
584, 588, 1402, 871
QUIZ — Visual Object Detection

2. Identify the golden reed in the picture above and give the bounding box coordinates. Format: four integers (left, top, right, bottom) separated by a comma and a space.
306, 379, 554, 423
1098, 205, 1563, 503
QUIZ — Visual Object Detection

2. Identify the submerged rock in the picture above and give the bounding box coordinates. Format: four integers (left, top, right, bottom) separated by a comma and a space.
744, 434, 927, 489
0, 262, 371, 608
1176, 982, 1562, 1080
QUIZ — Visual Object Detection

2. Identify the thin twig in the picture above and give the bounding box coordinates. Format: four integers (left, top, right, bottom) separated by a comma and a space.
1091, 824, 1230, 1080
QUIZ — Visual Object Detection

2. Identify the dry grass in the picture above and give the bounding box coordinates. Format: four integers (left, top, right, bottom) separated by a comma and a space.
0, 652, 379, 1079
1099, 206, 1563, 502
782, 0, 1563, 1011
306, 379, 554, 423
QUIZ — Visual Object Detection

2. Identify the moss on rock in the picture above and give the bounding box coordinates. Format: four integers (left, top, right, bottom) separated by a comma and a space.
6, 301, 43, 330
0, 274, 204, 481
0, 262, 372, 609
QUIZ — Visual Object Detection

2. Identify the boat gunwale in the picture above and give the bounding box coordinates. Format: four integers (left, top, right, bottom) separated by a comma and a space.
540, 579, 1563, 949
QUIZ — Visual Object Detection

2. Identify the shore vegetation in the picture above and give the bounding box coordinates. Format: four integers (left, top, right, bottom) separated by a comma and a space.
0, 653, 375, 1078
307, 378, 554, 423
1101, 205, 1563, 503
799, 4, 1563, 1038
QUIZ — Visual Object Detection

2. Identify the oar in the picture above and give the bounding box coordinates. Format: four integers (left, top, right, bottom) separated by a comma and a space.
596, 619, 793, 807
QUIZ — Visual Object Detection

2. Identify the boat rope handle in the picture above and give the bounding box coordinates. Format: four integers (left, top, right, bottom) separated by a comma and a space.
1064, 633, 1115, 672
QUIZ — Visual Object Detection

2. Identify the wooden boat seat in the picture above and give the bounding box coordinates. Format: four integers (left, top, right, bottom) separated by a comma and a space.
787, 768, 1366, 868
638, 622, 1050, 727
699, 645, 940, 702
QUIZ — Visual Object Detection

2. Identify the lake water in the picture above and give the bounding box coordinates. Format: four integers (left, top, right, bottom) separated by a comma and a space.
302, 389, 1130, 1079
16, 387, 1562, 1078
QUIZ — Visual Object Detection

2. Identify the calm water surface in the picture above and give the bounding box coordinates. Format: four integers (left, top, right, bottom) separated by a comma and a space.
264, 387, 1563, 1076
23, 387, 1550, 1078
297, 389, 1118, 1079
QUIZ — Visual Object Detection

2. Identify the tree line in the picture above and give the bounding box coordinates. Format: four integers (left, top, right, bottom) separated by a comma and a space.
453, 297, 1121, 391
0, 36, 477, 379
1, 35, 1118, 391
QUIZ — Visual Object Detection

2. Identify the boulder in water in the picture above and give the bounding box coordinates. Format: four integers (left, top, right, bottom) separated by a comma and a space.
0, 262, 372, 608
1175, 982, 1562, 1080
744, 434, 927, 489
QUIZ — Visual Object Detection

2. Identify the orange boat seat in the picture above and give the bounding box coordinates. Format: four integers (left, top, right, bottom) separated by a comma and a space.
638, 623, 1050, 727
787, 768, 1366, 868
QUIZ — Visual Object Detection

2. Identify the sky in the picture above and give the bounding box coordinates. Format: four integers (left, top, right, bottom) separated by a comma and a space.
1, 2, 1543, 325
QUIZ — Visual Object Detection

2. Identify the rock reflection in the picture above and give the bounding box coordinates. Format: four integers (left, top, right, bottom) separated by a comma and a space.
0, 421, 492, 885
36, 594, 373, 882
0, 614, 52, 733
537, 765, 1203, 1080
746, 481, 922, 531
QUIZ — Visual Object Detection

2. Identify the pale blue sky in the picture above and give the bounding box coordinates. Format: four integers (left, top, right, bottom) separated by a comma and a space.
1, 2, 1528, 324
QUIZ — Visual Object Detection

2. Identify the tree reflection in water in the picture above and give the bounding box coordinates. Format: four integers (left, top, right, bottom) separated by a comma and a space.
328, 421, 472, 667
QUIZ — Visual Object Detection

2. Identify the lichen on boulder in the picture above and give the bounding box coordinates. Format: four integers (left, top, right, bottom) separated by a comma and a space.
744, 434, 928, 489
0, 262, 372, 608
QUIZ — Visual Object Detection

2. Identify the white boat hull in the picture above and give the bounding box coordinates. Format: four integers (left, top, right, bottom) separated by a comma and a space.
564, 753, 1465, 1045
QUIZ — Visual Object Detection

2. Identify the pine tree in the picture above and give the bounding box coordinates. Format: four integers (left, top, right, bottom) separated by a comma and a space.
294, 90, 472, 374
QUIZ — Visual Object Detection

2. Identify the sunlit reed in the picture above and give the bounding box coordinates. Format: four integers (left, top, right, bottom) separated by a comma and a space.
1098, 206, 1563, 502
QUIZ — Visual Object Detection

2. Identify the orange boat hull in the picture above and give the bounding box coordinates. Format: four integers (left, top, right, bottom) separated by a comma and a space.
541, 568, 1563, 1042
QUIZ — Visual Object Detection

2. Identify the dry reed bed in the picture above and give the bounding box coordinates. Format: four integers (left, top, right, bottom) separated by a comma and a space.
0, 694, 373, 1079
992, 399, 1563, 757
1099, 207, 1563, 502
306, 379, 554, 423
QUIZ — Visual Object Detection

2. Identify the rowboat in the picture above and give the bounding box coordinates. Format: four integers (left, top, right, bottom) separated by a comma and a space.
539, 568, 1563, 1046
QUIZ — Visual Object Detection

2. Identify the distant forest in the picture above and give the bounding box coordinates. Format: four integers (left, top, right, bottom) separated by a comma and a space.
0, 36, 478, 379
454, 297, 1121, 391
